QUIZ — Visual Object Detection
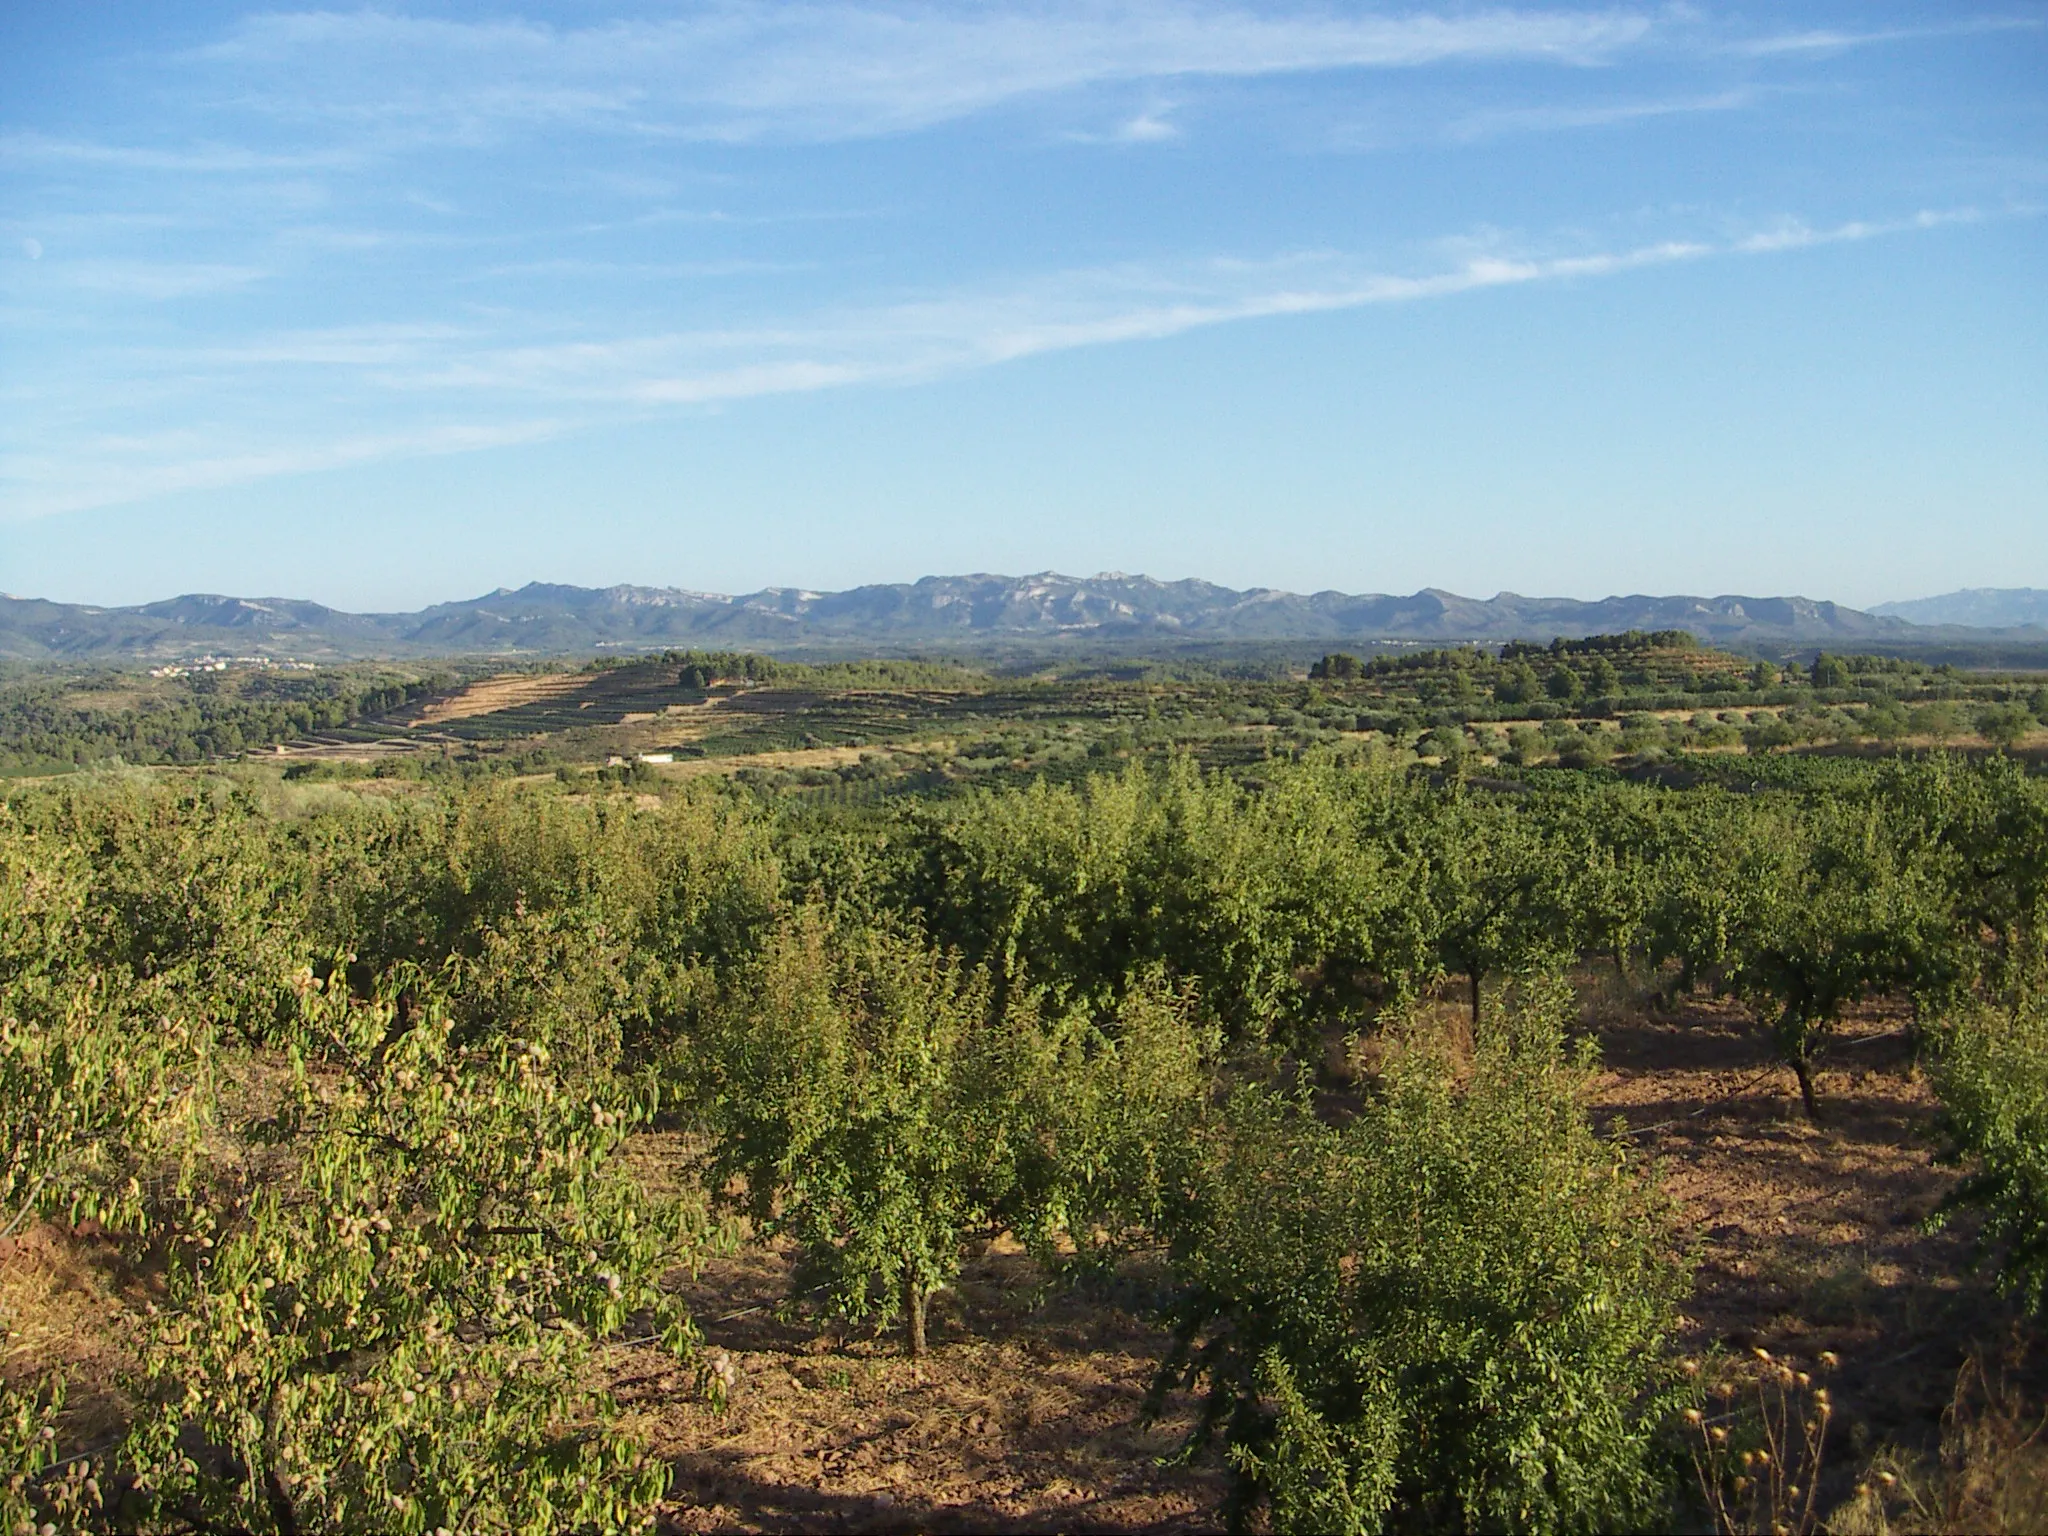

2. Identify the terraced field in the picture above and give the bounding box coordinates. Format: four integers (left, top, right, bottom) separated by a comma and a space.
403, 671, 590, 726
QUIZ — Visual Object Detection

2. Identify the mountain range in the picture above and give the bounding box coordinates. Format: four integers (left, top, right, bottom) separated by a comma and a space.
1871, 588, 2048, 629
1, 575, 2039, 662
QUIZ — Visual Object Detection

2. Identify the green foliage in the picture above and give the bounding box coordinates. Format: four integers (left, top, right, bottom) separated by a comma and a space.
0, 806, 210, 1236
1546, 664, 1585, 702
1416, 725, 1468, 767
983, 969, 1216, 1269
7, 710, 2048, 1530
1934, 997, 2048, 1314
697, 914, 1213, 1350
1911, 700, 1965, 742
125, 968, 698, 1534
1400, 791, 1574, 1021
918, 756, 1428, 1043
0, 983, 209, 1240
1865, 698, 1911, 740
1501, 630, 1698, 659
1152, 976, 1688, 1534
26, 783, 308, 1041
696, 917, 1008, 1352
654, 649, 981, 692
1713, 795, 1944, 1114
0, 667, 446, 771
696, 921, 1196, 1351
1812, 653, 1852, 689
1, 1375, 104, 1534
1977, 703, 2036, 750
1494, 662, 1541, 706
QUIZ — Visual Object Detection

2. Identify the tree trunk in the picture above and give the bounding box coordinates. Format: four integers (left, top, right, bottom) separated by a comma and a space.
1775, 1005, 1824, 1122
262, 1380, 302, 1536
1470, 969, 1482, 1031
906, 1277, 927, 1359
1790, 1051, 1822, 1123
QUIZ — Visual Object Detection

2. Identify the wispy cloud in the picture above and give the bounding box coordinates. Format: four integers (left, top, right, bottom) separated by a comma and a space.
1062, 101, 1183, 144
1, 204, 2001, 519
0, 421, 570, 522
1734, 15, 2043, 58
194, 323, 479, 369
1728, 206, 1991, 252
0, 131, 356, 173
1115, 107, 1183, 143
290, 209, 1991, 405
17, 259, 270, 301
468, 257, 819, 282
1446, 88, 1754, 142
191, 3, 1659, 144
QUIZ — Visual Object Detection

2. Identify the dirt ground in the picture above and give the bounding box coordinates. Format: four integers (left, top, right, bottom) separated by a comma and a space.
611, 1244, 1226, 1535
609, 980, 2033, 1533
4, 978, 2036, 1531
1582, 987, 2034, 1475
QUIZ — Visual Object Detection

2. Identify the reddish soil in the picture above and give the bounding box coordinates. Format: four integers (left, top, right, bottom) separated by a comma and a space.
7, 979, 2036, 1530
614, 982, 2035, 1532
1584, 984, 2036, 1484
615, 1243, 1227, 1534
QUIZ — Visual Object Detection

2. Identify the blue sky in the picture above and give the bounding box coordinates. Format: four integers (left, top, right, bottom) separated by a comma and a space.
1, 1, 2043, 611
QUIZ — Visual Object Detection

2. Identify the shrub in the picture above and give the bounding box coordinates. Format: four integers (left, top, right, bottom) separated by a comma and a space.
1150, 975, 1688, 1534
1977, 704, 2035, 751
0, 809, 209, 1238
1933, 997, 2048, 1313
697, 916, 1015, 1355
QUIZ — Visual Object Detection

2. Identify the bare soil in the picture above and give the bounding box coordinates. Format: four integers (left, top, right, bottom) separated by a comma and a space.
4, 979, 2037, 1530
613, 1242, 1225, 1534
1581, 982, 2046, 1504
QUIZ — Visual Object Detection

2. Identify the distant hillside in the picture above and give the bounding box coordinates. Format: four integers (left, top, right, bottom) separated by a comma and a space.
1872, 588, 2048, 629
0, 572, 1975, 661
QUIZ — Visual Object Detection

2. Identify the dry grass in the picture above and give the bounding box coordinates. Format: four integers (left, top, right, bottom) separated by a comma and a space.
653, 740, 952, 781
0, 1224, 135, 1451
405, 671, 588, 727
1829, 1352, 2048, 1534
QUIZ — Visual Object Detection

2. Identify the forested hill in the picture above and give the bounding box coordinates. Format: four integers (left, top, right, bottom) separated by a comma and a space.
0, 573, 1990, 660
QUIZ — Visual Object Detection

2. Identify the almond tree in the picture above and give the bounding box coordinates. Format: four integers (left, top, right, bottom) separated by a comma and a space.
698, 913, 1211, 1354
